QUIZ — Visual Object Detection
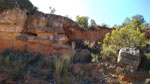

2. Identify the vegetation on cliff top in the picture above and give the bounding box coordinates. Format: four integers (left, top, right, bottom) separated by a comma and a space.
0, 0, 37, 12
75, 14, 150, 30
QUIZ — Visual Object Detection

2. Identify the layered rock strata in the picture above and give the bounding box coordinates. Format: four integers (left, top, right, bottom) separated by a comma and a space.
0, 8, 77, 55
0, 8, 150, 56
117, 47, 141, 70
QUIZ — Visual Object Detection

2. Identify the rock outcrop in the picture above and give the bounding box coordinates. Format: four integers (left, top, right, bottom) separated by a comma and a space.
63, 24, 113, 42
0, 8, 77, 56
0, 8, 115, 56
64, 24, 150, 42
117, 47, 141, 70
0, 8, 150, 56
74, 49, 91, 63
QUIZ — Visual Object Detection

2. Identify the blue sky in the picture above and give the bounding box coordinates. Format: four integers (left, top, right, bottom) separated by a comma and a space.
30, 0, 150, 27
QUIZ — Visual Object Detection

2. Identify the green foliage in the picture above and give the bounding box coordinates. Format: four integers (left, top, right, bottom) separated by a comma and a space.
113, 24, 120, 29
83, 40, 102, 63
141, 23, 150, 30
17, 0, 34, 10
91, 53, 99, 63
122, 17, 130, 26
104, 26, 146, 48
76, 15, 89, 28
122, 15, 149, 30
71, 40, 101, 63
101, 23, 108, 28
0, 0, 15, 11
139, 40, 150, 71
54, 55, 74, 84
49, 6, 56, 14
102, 26, 146, 60
144, 40, 150, 59
50, 59, 56, 70
101, 45, 117, 61
132, 14, 145, 23
90, 19, 97, 28
0, 0, 36, 12
83, 40, 96, 49
130, 18, 143, 28
0, 49, 45, 81
130, 14, 145, 29
72, 40, 101, 54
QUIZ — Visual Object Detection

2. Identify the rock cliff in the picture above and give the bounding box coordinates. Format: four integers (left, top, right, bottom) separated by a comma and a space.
64, 24, 113, 42
0, 8, 149, 56
0, 8, 77, 56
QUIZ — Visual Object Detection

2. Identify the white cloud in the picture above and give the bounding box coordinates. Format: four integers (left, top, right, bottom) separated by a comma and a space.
30, 0, 88, 20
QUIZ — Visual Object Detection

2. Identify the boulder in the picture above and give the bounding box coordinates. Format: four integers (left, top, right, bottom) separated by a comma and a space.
74, 49, 91, 63
117, 47, 141, 70
145, 79, 150, 84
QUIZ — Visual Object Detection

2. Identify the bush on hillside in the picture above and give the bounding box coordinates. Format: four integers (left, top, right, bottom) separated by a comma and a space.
0, 0, 36, 12
53, 55, 74, 84
71, 40, 102, 63
0, 49, 45, 81
101, 26, 146, 61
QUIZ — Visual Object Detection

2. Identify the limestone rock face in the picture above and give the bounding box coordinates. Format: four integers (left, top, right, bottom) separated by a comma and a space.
63, 24, 114, 42
0, 8, 150, 57
0, 8, 27, 33
0, 8, 77, 56
63, 25, 150, 42
25, 12, 77, 33
117, 47, 141, 70
18, 12, 77, 48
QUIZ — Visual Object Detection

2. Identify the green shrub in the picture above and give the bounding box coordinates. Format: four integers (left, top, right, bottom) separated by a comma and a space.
71, 40, 102, 63
54, 55, 74, 84
50, 59, 56, 70
0, 49, 45, 81
75, 15, 89, 28
102, 26, 146, 61
91, 53, 99, 63
0, 0, 36, 12
101, 45, 117, 61
139, 40, 150, 71
83, 40, 102, 62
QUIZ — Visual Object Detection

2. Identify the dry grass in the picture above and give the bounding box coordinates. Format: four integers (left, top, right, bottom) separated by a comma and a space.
54, 55, 74, 84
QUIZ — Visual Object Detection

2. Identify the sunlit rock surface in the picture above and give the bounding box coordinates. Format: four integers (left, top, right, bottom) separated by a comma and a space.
0, 8, 149, 56
0, 8, 77, 56
117, 47, 141, 70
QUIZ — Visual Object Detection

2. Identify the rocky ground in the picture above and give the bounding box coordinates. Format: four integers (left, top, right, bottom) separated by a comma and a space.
0, 56, 149, 84
0, 42, 149, 84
